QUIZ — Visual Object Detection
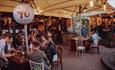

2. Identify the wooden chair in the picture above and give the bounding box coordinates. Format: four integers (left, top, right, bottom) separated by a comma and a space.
52, 46, 63, 70
90, 38, 100, 54
90, 33, 101, 54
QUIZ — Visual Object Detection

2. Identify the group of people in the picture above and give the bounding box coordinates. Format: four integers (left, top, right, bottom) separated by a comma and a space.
90, 23, 111, 40
0, 30, 58, 70
28, 31, 58, 70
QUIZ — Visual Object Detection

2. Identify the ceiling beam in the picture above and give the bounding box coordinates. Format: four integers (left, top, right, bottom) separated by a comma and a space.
9, 0, 20, 3
42, 0, 74, 10
71, 5, 78, 16
84, 7, 101, 13
80, 4, 87, 13
62, 8, 77, 12
0, 4, 14, 8
31, 0, 39, 12
42, 5, 77, 12
44, 0, 50, 6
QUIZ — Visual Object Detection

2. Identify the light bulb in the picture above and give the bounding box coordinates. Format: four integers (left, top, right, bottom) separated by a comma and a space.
103, 4, 107, 11
90, 0, 94, 7
83, 9, 87, 12
98, 1, 101, 4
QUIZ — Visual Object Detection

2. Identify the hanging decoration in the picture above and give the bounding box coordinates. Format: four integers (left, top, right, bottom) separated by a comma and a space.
13, 4, 34, 24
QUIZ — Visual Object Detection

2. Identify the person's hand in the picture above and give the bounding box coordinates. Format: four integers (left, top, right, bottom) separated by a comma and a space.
9, 53, 15, 57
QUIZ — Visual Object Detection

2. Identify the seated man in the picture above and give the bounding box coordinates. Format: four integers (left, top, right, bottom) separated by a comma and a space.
0, 33, 15, 70
28, 41, 51, 70
91, 31, 101, 46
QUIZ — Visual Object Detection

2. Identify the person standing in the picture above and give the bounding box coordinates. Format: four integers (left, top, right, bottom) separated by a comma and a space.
81, 25, 87, 37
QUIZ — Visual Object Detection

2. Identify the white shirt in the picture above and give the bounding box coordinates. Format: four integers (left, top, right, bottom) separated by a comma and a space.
92, 33, 100, 46
7, 44, 11, 51
0, 39, 6, 55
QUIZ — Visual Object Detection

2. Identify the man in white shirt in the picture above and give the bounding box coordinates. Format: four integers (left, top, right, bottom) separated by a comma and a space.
92, 31, 101, 46
0, 33, 14, 61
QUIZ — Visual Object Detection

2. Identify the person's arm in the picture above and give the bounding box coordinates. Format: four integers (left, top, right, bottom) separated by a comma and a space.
0, 53, 8, 61
3, 53, 15, 58
1, 50, 14, 60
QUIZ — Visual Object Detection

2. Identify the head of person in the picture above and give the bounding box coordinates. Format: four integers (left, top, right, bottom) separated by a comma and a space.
31, 41, 40, 50
8, 37, 13, 44
39, 37, 47, 48
30, 30, 35, 34
91, 30, 96, 35
2, 33, 12, 43
40, 36, 47, 42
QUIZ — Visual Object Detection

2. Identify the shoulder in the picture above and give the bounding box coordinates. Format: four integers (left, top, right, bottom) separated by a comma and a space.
0, 39, 5, 45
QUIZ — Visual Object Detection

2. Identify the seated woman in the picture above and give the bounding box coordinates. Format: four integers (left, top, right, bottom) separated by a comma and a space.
28, 41, 51, 70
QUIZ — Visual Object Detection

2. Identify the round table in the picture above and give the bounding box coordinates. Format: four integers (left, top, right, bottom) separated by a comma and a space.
102, 53, 115, 70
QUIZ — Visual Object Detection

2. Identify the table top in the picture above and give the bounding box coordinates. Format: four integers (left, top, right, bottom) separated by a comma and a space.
102, 53, 115, 70
9, 50, 28, 64
72, 36, 90, 41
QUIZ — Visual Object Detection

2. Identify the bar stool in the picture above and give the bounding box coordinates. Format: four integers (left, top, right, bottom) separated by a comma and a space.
76, 46, 85, 56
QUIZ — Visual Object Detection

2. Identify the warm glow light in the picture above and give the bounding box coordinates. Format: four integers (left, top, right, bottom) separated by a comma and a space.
90, 0, 94, 7
103, 4, 107, 11
37, 7, 40, 10
39, 10, 42, 14
83, 9, 87, 12
98, 1, 101, 4
34, 9, 38, 14
34, 9, 42, 14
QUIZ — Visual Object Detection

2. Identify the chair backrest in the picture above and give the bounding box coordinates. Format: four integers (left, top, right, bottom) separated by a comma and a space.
29, 60, 44, 70
56, 46, 63, 62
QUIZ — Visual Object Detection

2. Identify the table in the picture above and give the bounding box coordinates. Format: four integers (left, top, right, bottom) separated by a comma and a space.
102, 53, 115, 70
8, 50, 31, 70
70, 37, 91, 52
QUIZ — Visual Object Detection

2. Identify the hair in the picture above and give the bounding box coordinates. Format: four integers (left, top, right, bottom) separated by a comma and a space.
2, 32, 12, 39
31, 41, 40, 48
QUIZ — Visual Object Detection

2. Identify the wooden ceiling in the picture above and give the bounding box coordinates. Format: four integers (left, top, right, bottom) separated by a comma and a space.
0, 0, 114, 18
